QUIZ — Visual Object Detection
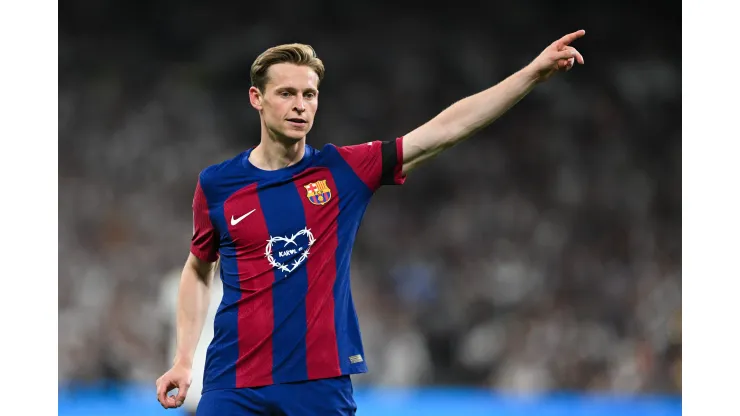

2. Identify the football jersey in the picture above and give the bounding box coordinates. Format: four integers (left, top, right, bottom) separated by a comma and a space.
190, 137, 405, 392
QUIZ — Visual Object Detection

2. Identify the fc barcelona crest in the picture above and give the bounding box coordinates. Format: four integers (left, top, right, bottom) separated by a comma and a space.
304, 180, 332, 206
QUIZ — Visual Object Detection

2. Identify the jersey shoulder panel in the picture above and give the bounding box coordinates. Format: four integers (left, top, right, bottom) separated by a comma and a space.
198, 151, 249, 190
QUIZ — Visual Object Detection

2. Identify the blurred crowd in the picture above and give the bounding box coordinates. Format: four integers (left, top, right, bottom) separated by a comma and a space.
58, 0, 681, 395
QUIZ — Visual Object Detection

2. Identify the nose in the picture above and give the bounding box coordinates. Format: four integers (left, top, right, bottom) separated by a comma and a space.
293, 97, 306, 113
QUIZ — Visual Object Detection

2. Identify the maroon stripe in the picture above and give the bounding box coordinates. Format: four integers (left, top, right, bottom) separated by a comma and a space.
294, 168, 341, 379
191, 180, 219, 262
335, 141, 383, 191
224, 183, 274, 387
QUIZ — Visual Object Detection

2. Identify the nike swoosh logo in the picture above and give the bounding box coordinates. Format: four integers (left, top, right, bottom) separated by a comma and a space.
231, 209, 256, 226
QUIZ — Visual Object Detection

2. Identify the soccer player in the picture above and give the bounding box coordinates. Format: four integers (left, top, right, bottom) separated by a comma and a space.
156, 30, 585, 415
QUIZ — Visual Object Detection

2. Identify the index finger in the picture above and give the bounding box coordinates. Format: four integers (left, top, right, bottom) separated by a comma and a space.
156, 381, 168, 406
557, 30, 586, 46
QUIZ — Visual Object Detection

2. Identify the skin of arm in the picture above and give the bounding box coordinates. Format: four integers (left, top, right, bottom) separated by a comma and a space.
401, 30, 585, 174
173, 253, 218, 369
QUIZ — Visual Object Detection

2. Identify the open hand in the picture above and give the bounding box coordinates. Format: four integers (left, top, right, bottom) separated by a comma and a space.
528, 30, 586, 82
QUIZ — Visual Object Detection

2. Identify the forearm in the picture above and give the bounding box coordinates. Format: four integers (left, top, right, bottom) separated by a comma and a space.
402, 30, 585, 174
403, 66, 539, 171
436, 66, 538, 142
173, 260, 215, 368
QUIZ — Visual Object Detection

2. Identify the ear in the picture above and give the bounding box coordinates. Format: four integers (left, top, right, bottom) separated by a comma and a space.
249, 86, 263, 111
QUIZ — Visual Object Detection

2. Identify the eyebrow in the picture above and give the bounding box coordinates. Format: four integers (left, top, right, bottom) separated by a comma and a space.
276, 86, 318, 93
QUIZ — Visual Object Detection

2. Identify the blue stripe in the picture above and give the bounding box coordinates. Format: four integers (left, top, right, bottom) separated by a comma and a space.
202, 189, 238, 389
258, 182, 309, 383
328, 155, 371, 374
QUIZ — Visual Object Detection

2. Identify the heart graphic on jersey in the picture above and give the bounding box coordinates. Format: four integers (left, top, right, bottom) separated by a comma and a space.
264, 228, 316, 274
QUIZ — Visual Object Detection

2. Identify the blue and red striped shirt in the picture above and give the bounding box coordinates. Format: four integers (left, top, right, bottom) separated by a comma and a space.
191, 138, 405, 391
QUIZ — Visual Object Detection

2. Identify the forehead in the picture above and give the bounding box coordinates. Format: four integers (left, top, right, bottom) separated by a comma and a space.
265, 63, 319, 90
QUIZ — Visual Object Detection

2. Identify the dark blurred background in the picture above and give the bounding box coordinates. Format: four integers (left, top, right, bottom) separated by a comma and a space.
58, 0, 681, 413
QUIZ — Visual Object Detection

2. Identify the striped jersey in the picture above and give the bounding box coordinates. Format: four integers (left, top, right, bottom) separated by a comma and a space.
190, 137, 405, 392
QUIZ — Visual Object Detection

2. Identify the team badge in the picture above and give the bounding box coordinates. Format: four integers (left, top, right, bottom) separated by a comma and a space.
304, 180, 332, 205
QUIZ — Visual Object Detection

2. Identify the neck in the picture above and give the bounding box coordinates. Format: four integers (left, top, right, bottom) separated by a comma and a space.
249, 123, 306, 171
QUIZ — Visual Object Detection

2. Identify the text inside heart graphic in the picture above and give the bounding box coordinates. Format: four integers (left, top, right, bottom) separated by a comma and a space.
264, 228, 316, 273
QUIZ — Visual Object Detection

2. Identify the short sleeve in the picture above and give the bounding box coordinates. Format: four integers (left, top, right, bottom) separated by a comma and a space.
190, 179, 219, 263
335, 137, 406, 192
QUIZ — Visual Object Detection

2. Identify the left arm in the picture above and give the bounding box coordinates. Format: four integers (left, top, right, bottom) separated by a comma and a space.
401, 30, 586, 174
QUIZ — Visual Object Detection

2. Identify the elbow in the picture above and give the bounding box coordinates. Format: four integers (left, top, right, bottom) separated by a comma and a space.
184, 253, 218, 286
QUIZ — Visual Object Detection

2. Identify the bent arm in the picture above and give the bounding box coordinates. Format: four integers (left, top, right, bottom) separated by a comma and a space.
173, 252, 218, 368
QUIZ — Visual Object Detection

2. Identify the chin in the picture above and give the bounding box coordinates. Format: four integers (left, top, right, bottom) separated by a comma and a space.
282, 127, 311, 142
283, 131, 306, 141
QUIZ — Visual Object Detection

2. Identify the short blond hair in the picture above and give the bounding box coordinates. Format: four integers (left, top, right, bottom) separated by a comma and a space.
250, 43, 325, 92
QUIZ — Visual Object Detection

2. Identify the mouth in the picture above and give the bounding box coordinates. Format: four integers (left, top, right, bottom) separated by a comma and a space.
286, 118, 307, 125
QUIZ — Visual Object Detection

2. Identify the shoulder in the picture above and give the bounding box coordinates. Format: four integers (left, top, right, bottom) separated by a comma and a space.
299, 143, 343, 167
198, 151, 250, 189
313, 142, 340, 156
317, 141, 376, 161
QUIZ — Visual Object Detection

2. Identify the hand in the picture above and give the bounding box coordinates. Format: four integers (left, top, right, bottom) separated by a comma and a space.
527, 30, 586, 83
155, 363, 192, 409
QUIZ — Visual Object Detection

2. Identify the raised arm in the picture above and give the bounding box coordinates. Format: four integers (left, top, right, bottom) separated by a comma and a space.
401, 30, 586, 174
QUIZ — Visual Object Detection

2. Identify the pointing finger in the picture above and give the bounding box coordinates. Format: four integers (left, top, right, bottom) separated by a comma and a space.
557, 29, 586, 47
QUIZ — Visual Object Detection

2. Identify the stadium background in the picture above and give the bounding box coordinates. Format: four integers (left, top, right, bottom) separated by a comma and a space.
58, 0, 681, 414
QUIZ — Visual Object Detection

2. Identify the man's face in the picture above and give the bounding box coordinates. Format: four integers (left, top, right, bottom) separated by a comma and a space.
250, 63, 320, 142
